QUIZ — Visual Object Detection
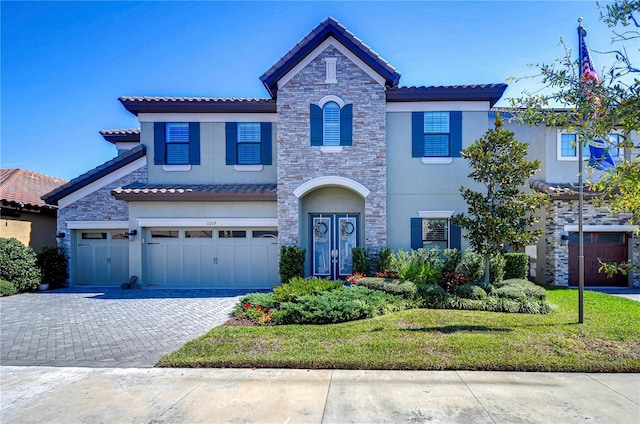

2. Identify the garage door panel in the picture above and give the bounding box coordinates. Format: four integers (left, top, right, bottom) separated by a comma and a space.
110, 244, 129, 285
234, 245, 252, 284
75, 231, 128, 286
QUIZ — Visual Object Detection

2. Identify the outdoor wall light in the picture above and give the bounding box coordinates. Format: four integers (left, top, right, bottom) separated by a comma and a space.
127, 229, 138, 242
560, 233, 569, 241
56, 232, 66, 239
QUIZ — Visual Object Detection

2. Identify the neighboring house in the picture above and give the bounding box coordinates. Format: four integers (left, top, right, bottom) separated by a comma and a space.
42, 17, 639, 288
1, 169, 66, 252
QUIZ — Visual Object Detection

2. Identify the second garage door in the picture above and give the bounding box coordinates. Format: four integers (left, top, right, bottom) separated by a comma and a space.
146, 228, 278, 288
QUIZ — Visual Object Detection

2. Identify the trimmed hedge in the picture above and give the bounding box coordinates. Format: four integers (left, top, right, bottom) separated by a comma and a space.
272, 286, 409, 325
494, 278, 547, 300
356, 277, 417, 299
504, 253, 529, 280
456, 284, 487, 300
273, 276, 343, 302
279, 245, 306, 285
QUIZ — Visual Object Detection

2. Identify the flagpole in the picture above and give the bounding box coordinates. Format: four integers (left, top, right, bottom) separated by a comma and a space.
577, 18, 585, 324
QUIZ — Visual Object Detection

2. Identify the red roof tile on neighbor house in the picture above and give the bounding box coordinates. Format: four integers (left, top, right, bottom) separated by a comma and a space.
0, 169, 67, 210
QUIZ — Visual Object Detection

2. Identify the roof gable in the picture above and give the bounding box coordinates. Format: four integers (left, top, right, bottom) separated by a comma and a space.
260, 17, 401, 98
42, 145, 146, 206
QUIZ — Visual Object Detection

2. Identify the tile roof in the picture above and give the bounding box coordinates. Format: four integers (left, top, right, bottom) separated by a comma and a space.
42, 145, 146, 206
112, 183, 277, 202
386, 84, 508, 107
0, 169, 66, 210
529, 179, 603, 200
260, 17, 401, 98
99, 128, 140, 144
119, 97, 276, 116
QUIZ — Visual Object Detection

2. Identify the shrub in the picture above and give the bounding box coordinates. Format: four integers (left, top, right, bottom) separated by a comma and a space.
234, 292, 276, 315
418, 284, 448, 305
456, 284, 487, 300
440, 272, 472, 294
1, 279, 17, 297
351, 247, 371, 275
273, 276, 343, 302
272, 286, 407, 325
0, 238, 41, 293
504, 253, 530, 280
489, 254, 506, 285
441, 249, 462, 274
493, 285, 527, 301
357, 277, 417, 299
372, 247, 393, 273
37, 246, 69, 289
495, 278, 547, 300
279, 245, 306, 284
458, 249, 484, 282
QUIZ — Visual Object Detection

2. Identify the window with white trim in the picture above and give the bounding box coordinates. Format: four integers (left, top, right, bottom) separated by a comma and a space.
237, 123, 261, 165
424, 112, 450, 157
557, 131, 622, 160
165, 123, 190, 165
323, 102, 340, 146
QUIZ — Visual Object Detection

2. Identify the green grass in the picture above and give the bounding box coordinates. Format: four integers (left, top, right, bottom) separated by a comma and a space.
157, 287, 640, 372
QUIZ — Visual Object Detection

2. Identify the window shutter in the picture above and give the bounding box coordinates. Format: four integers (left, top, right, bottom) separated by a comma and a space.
225, 122, 237, 165
153, 122, 166, 165
188, 122, 200, 165
411, 112, 424, 157
410, 218, 423, 250
310, 104, 323, 146
340, 104, 352, 146
450, 223, 462, 251
450, 112, 462, 158
260, 122, 272, 165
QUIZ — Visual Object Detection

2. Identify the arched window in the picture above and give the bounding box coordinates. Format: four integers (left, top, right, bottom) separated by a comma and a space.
323, 102, 340, 146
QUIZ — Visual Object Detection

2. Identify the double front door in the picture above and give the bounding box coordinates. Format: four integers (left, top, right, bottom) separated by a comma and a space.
310, 214, 359, 280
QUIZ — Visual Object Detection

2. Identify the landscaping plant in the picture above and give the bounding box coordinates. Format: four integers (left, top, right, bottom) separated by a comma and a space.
0, 237, 41, 293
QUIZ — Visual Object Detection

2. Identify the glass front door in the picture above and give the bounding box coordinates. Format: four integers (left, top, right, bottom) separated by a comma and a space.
310, 214, 359, 280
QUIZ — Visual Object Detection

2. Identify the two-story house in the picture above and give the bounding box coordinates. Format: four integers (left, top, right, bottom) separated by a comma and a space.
43, 17, 639, 289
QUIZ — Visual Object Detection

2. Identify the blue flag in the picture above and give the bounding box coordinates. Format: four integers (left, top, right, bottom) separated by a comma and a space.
588, 139, 615, 170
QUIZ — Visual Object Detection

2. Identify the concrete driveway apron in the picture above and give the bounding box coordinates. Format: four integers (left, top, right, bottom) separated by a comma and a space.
0, 288, 248, 368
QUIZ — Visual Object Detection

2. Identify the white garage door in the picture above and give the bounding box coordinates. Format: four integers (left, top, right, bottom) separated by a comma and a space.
76, 230, 129, 286
146, 228, 278, 288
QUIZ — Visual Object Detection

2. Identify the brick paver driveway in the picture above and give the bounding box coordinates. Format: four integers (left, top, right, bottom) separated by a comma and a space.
0, 288, 250, 367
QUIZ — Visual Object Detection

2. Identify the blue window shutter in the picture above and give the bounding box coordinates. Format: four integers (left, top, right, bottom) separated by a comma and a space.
450, 112, 462, 158
340, 104, 352, 146
188, 122, 200, 165
154, 122, 166, 165
411, 112, 424, 157
226, 122, 237, 165
310, 104, 323, 146
260, 122, 272, 165
411, 218, 423, 250
450, 223, 462, 251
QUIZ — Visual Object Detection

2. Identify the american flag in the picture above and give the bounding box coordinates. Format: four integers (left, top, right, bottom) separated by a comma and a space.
580, 31, 615, 170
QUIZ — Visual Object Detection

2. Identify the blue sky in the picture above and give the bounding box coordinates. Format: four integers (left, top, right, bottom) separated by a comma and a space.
1, 1, 622, 181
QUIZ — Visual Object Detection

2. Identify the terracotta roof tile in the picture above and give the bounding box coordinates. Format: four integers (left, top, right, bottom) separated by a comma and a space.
0, 169, 66, 210
112, 183, 277, 202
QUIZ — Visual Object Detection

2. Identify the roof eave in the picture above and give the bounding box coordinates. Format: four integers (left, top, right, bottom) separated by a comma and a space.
118, 98, 277, 116
112, 192, 276, 202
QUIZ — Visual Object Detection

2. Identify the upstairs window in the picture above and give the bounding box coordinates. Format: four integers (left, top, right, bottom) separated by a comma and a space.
225, 122, 272, 166
153, 122, 200, 166
323, 102, 341, 146
557, 131, 622, 161
310, 99, 352, 147
423, 112, 450, 157
165, 123, 190, 164
412, 111, 462, 159
237, 123, 261, 165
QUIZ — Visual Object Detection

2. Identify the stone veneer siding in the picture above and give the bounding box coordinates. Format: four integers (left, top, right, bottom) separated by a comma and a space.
277, 46, 387, 250
56, 166, 147, 262
544, 199, 639, 287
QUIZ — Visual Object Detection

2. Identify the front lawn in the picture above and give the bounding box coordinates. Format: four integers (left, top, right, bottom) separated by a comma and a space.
157, 287, 640, 372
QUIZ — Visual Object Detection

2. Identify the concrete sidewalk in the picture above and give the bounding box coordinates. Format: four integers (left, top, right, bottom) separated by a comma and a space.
1, 367, 638, 423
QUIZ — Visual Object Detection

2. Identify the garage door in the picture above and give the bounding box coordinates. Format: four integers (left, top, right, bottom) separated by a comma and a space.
76, 230, 129, 286
568, 232, 628, 286
146, 228, 278, 288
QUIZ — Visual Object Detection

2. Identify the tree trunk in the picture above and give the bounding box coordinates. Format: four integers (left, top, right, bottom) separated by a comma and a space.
484, 256, 491, 286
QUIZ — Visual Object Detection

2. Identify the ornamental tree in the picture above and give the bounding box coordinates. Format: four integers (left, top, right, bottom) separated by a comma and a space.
508, 0, 639, 275
452, 114, 548, 285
